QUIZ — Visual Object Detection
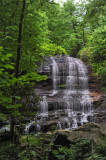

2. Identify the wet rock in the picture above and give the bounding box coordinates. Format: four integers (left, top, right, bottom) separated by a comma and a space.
54, 116, 60, 119
87, 115, 93, 122
0, 131, 11, 142
77, 122, 81, 126
90, 92, 101, 103
93, 112, 106, 125
87, 64, 101, 94
92, 94, 106, 125
54, 130, 70, 147
42, 120, 58, 132
16, 125, 26, 134
54, 123, 106, 146
29, 124, 36, 133
97, 94, 106, 109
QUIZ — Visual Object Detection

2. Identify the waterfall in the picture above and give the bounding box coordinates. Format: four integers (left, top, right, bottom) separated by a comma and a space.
39, 96, 48, 117
25, 56, 93, 133
50, 57, 59, 96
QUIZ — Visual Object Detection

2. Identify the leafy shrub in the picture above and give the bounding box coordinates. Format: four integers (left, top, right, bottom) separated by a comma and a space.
45, 139, 106, 160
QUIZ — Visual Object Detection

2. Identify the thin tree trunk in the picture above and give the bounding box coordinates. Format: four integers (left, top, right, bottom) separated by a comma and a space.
83, 28, 85, 46
15, 0, 26, 78
73, 24, 80, 57
10, 115, 15, 142
10, 0, 26, 140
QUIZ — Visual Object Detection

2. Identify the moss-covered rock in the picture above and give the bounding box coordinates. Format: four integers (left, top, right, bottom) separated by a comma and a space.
54, 123, 106, 146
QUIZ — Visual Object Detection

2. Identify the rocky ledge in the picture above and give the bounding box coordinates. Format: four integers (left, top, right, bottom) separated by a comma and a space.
54, 123, 106, 146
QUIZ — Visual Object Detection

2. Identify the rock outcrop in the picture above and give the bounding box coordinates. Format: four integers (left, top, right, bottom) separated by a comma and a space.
86, 63, 106, 126
54, 123, 106, 146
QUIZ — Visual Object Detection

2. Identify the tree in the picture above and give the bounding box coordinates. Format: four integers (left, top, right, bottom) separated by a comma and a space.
45, 0, 86, 56
78, 0, 106, 87
85, 0, 105, 30
0, 0, 67, 140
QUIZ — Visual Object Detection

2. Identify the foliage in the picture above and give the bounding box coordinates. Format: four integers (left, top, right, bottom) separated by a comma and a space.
89, 25, 106, 63
0, 0, 65, 137
0, 134, 106, 160
0, 47, 14, 118
78, 0, 106, 87
19, 134, 43, 147
85, 0, 105, 30
0, 113, 6, 122
0, 142, 37, 160
45, 0, 83, 56
45, 139, 106, 160
0, 46, 42, 127
0, 143, 19, 160
40, 43, 67, 56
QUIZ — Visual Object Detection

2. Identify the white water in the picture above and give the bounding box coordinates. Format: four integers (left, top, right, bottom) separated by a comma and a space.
25, 56, 93, 133
39, 96, 48, 117
50, 56, 92, 130
50, 57, 59, 96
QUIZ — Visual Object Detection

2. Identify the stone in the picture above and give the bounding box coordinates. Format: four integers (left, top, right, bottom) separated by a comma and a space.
54, 130, 70, 147
0, 131, 11, 142
46, 131, 52, 135
29, 124, 36, 133
42, 120, 58, 132
54, 123, 106, 146
90, 92, 101, 103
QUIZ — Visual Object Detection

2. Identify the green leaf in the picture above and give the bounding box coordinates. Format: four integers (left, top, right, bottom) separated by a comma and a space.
52, 150, 59, 155
4, 64, 14, 69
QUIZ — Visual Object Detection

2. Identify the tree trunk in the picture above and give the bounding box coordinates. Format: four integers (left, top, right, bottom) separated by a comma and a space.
10, 0, 26, 140
15, 0, 26, 78
10, 116, 15, 142
73, 24, 80, 57
83, 28, 85, 46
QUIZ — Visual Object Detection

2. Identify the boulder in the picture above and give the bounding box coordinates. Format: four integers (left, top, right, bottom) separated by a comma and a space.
42, 120, 58, 132
0, 131, 11, 142
54, 123, 106, 146
54, 130, 70, 147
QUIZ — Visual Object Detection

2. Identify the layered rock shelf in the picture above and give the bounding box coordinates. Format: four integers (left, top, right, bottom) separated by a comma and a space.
25, 56, 97, 133
23, 56, 106, 134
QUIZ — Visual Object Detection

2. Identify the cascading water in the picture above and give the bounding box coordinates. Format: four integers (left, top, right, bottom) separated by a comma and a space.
50, 57, 59, 96
25, 55, 93, 133
62, 57, 92, 129
39, 96, 48, 117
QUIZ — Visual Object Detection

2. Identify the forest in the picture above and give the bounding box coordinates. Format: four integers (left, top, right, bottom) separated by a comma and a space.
0, 0, 106, 159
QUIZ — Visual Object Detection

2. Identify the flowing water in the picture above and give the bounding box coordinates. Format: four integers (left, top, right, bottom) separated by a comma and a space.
25, 56, 93, 132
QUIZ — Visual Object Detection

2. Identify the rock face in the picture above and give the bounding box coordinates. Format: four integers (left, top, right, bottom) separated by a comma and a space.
54, 123, 106, 146
92, 94, 106, 126
87, 64, 101, 102
23, 56, 106, 134
28, 56, 94, 133
86, 63, 106, 126
94, 94, 106, 109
